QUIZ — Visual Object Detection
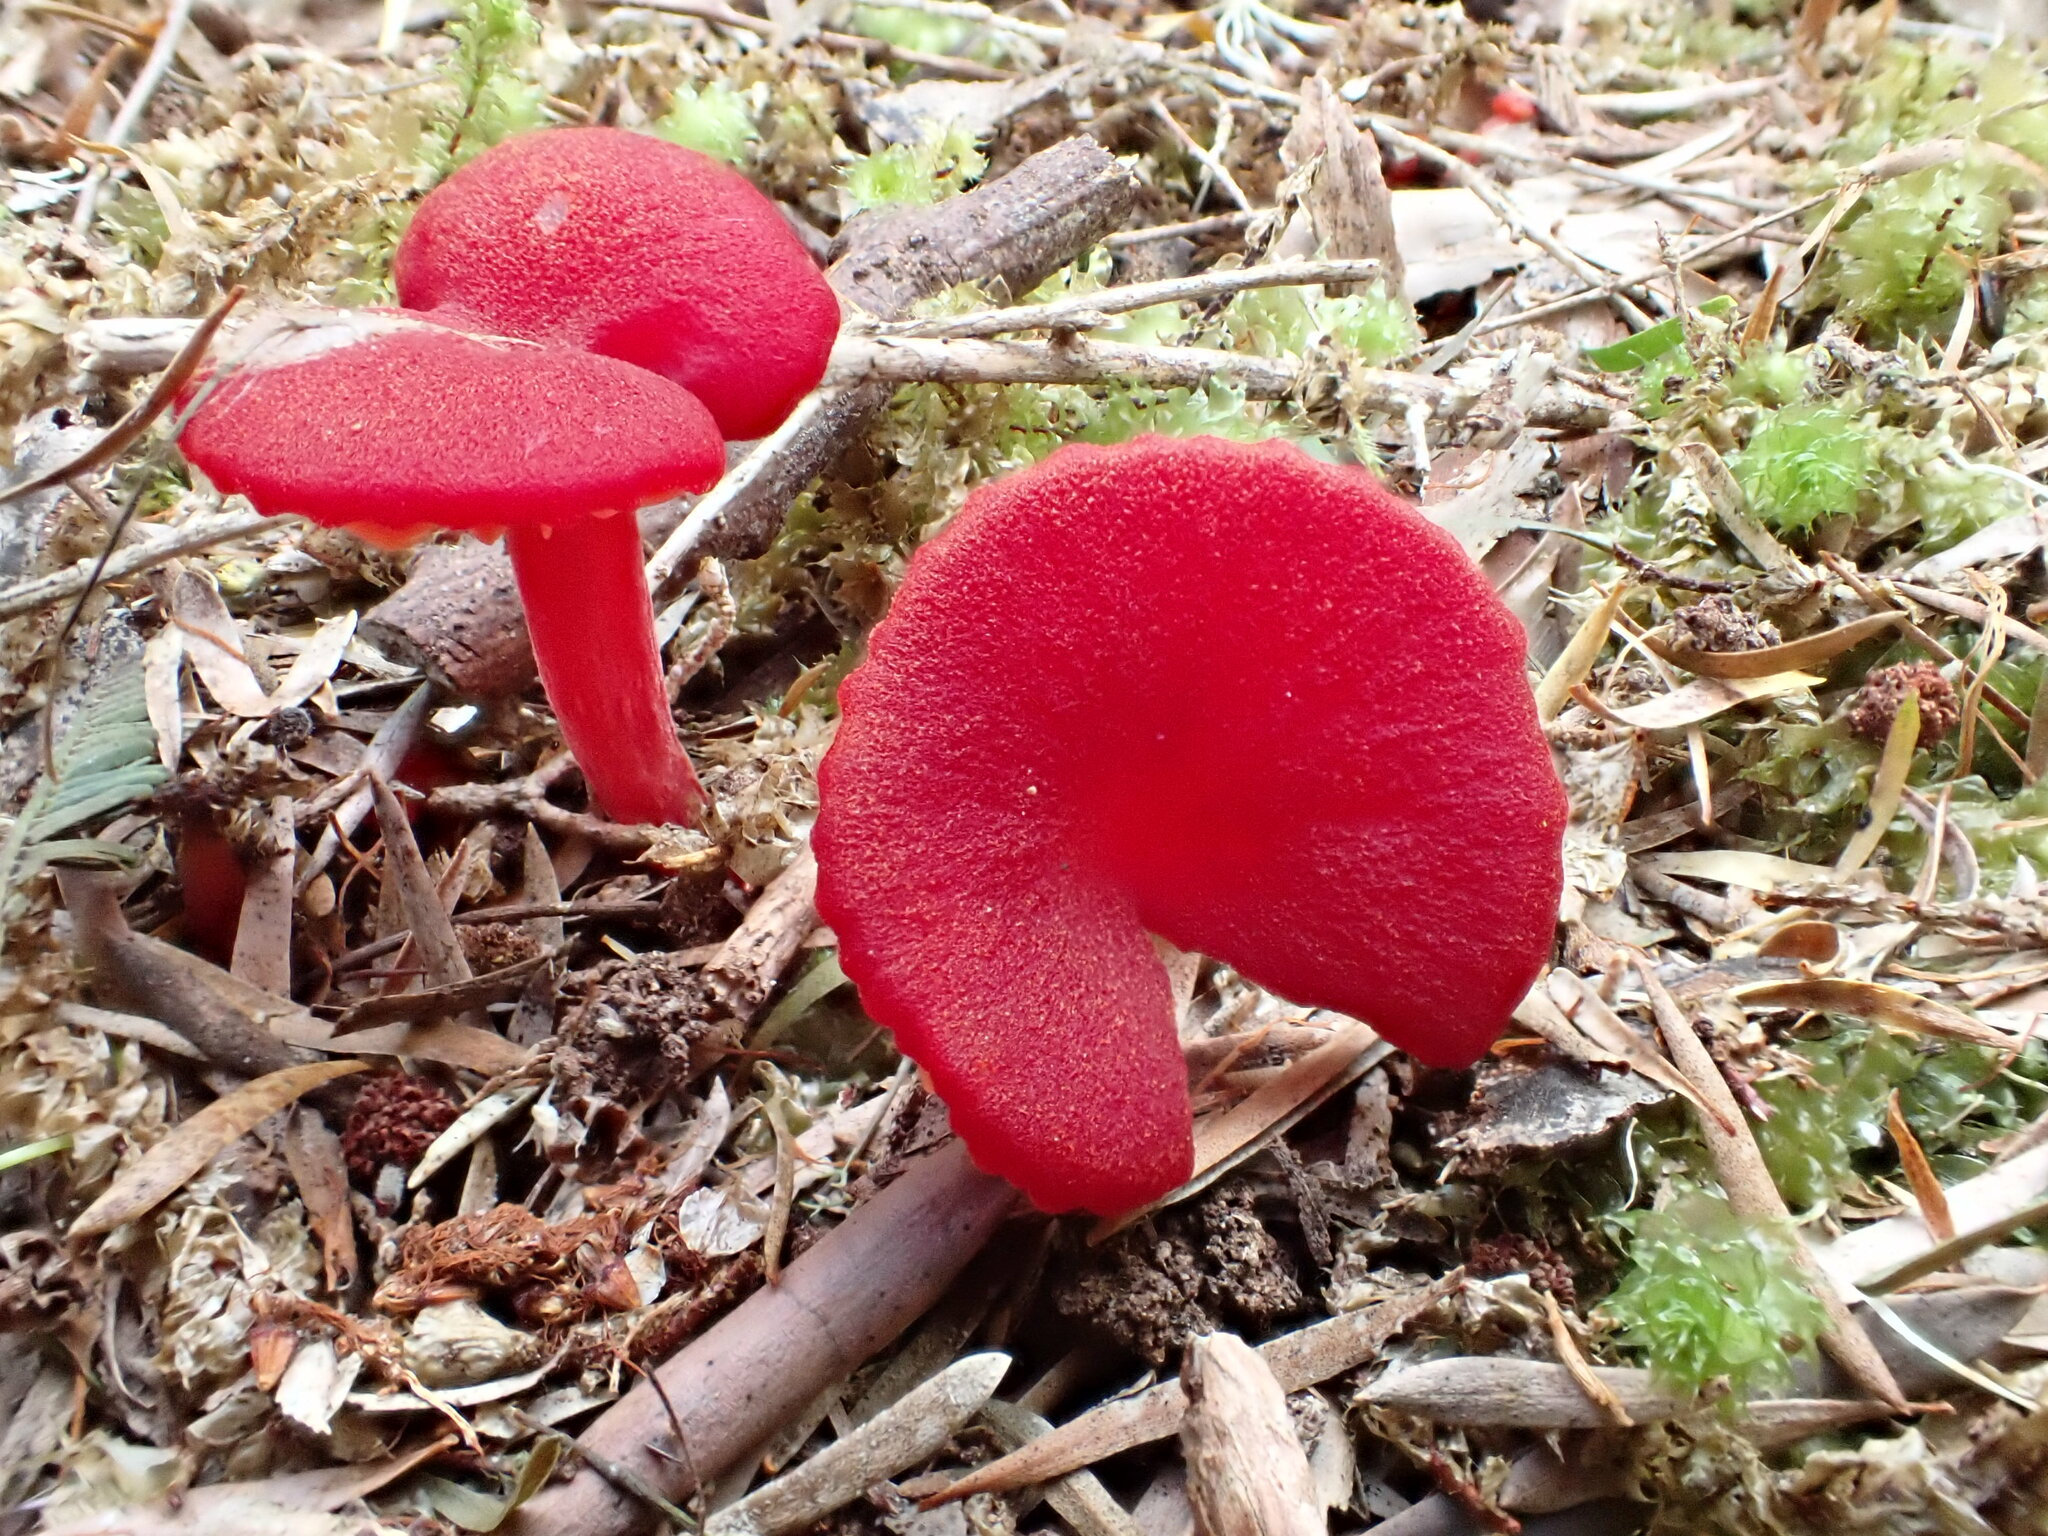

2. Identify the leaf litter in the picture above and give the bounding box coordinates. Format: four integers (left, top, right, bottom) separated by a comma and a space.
5, 0, 2048, 1533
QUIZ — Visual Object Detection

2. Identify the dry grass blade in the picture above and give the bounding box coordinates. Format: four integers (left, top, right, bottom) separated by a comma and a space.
69, 1059, 369, 1240
1540, 1290, 1634, 1428
1590, 671, 1820, 730
1836, 689, 1918, 876
1886, 1091, 1955, 1243
1535, 583, 1627, 721
1812, 1140, 2048, 1294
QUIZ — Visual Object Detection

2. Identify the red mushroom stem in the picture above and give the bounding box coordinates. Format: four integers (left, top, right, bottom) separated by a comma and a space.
505, 514, 706, 826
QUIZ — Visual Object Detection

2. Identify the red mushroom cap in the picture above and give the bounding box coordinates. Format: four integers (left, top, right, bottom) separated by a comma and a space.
179, 310, 725, 827
393, 127, 841, 442
812, 435, 1566, 1216
179, 312, 725, 533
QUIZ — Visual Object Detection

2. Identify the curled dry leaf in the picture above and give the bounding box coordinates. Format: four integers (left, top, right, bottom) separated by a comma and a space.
1583, 670, 1821, 730
1642, 612, 1904, 680
1730, 977, 2012, 1050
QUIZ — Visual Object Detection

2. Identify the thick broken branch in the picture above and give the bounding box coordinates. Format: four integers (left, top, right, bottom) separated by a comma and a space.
499, 1138, 1017, 1536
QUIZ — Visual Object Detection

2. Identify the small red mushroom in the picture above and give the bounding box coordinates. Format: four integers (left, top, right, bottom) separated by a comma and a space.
1488, 86, 1540, 126
812, 435, 1566, 1216
393, 127, 841, 442
179, 312, 724, 825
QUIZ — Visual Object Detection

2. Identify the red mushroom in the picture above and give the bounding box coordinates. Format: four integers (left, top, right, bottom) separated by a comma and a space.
393, 127, 841, 442
179, 312, 724, 825
812, 435, 1566, 1216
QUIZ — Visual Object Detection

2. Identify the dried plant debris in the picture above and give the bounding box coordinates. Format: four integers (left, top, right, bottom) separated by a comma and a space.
9, 1, 2048, 1534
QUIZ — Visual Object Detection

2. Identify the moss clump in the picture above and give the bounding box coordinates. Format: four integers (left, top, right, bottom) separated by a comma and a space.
849, 3, 972, 55
1730, 405, 1872, 534
1822, 158, 2028, 342
1225, 282, 1421, 367
845, 123, 986, 210
656, 82, 758, 165
1904, 458, 2029, 552
1603, 1186, 1829, 1394
1753, 1027, 1926, 1211
1728, 345, 1811, 409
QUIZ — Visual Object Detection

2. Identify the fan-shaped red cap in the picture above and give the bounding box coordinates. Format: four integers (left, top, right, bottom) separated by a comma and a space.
179, 311, 726, 827
393, 127, 841, 442
812, 435, 1567, 1216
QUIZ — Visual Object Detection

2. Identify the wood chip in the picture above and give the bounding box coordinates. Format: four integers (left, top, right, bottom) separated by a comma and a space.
1181, 1334, 1321, 1536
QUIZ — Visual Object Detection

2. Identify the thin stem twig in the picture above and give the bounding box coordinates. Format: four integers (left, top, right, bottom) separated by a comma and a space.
1476, 191, 1835, 336
865, 257, 1384, 340
1366, 118, 1656, 331
68, 0, 197, 234
1150, 98, 1252, 212
1381, 115, 1783, 213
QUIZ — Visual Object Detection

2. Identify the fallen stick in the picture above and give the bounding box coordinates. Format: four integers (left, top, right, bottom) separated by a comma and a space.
927, 1276, 1454, 1505
499, 1138, 1017, 1536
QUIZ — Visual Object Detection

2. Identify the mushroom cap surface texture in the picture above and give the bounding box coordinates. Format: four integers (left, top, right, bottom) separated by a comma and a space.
179, 316, 725, 531
812, 435, 1567, 1216
392, 127, 841, 442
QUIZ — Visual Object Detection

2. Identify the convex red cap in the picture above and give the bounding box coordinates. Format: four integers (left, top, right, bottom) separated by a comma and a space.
393, 127, 841, 442
178, 311, 724, 536
813, 435, 1567, 1216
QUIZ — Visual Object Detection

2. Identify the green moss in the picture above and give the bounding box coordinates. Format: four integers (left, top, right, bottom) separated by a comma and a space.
849, 3, 971, 55
655, 82, 758, 165
1224, 282, 1421, 367
425, 0, 544, 174
1603, 1186, 1829, 1394
1820, 158, 2027, 342
1904, 458, 2030, 553
1729, 405, 1873, 534
845, 124, 986, 210
1753, 1027, 1927, 1211
1728, 345, 1812, 409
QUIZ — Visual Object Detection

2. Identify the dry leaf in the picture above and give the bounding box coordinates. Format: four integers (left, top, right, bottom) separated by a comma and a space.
1731, 977, 2012, 1049
267, 612, 358, 713
1181, 1333, 1321, 1536
69, 1060, 369, 1240
369, 770, 471, 990
1589, 671, 1820, 730
282, 1105, 357, 1295
165, 563, 271, 716
1642, 612, 1904, 680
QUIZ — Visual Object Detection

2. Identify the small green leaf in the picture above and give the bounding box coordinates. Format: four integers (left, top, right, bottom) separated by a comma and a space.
0, 1133, 72, 1174
1583, 297, 1737, 371
1584, 317, 1685, 372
